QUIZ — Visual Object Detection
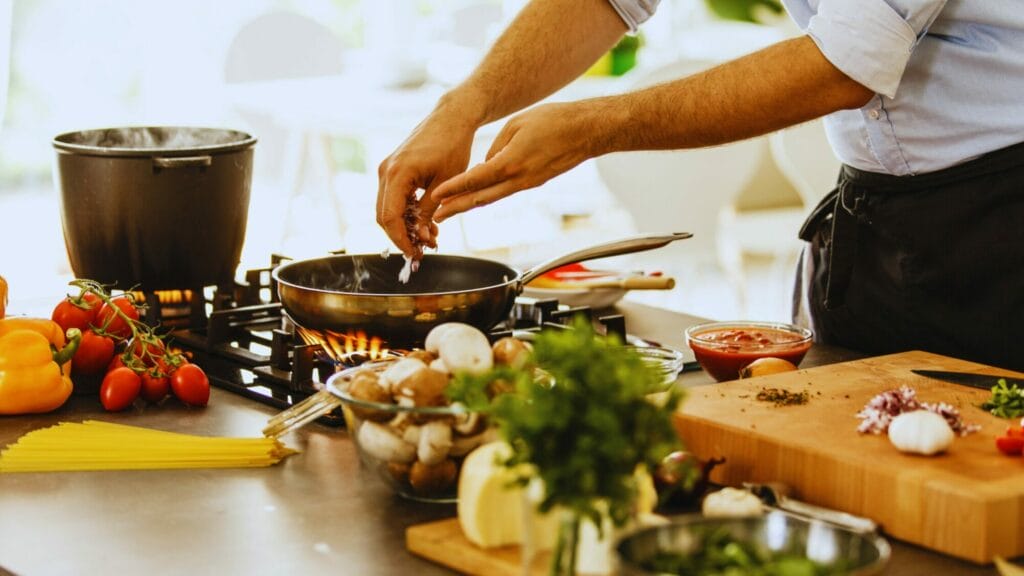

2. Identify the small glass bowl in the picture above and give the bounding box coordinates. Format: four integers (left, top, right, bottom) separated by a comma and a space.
326, 362, 490, 504
630, 345, 685, 390
685, 321, 813, 382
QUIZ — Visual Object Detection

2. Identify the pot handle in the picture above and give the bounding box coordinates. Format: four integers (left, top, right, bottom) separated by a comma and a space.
153, 155, 213, 169
518, 232, 692, 287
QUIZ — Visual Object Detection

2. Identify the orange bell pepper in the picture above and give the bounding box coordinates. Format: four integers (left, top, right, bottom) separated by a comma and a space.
0, 318, 81, 415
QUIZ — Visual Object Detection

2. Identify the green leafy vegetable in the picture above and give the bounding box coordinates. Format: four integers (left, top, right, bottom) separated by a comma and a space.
640, 525, 847, 576
447, 316, 683, 532
982, 379, 1024, 419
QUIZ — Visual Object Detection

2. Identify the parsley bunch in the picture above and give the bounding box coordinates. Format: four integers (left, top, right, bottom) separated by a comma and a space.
982, 379, 1024, 419
447, 317, 683, 531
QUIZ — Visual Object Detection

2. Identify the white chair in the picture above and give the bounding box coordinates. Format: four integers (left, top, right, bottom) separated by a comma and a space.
222, 10, 348, 259
594, 58, 765, 313
715, 118, 840, 317
768, 117, 840, 209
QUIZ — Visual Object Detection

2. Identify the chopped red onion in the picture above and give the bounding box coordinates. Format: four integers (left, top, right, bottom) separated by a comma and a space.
856, 386, 980, 436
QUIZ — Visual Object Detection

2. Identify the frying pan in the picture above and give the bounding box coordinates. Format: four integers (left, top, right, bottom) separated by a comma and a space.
272, 232, 691, 344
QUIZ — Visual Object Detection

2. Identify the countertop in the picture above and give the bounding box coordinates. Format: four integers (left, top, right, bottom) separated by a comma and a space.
0, 301, 998, 575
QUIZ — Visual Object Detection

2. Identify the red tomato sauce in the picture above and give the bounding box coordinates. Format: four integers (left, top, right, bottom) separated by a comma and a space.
688, 327, 811, 382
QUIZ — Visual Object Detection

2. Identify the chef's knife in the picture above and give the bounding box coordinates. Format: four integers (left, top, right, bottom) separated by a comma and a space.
911, 369, 1021, 390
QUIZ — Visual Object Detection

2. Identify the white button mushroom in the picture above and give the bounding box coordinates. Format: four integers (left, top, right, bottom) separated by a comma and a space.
887, 410, 954, 455
437, 325, 493, 375
357, 420, 416, 464
378, 357, 428, 394
418, 420, 454, 465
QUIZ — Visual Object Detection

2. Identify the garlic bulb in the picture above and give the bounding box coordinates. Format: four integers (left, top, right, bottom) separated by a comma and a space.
887, 410, 954, 455
701, 487, 764, 518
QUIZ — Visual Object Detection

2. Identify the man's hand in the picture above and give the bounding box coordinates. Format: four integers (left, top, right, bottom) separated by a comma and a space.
376, 103, 477, 257
431, 100, 613, 222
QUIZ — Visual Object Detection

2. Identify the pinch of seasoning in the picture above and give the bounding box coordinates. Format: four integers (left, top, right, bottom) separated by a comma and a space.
756, 387, 809, 406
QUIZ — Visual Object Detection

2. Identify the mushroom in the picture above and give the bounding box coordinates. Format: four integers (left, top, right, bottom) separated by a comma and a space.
492, 337, 532, 369
393, 367, 450, 408
452, 409, 485, 436
437, 324, 493, 375
387, 461, 411, 485
405, 349, 436, 364
357, 420, 416, 464
429, 357, 450, 375
449, 431, 487, 457
378, 357, 428, 394
409, 458, 458, 496
425, 323, 468, 355
401, 423, 422, 446
346, 369, 393, 422
417, 420, 453, 465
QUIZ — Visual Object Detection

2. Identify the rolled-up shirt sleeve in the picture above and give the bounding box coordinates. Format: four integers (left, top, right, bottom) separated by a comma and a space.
806, 0, 947, 98
605, 0, 659, 33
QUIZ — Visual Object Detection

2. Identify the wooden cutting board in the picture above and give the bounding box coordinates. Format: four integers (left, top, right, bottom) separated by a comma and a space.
406, 517, 551, 576
674, 350, 1023, 564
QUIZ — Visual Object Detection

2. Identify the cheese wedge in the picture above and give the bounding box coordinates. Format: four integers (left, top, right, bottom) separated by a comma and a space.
457, 442, 557, 549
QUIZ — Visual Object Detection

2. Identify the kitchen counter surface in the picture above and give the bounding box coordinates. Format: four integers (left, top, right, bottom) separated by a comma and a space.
0, 301, 999, 575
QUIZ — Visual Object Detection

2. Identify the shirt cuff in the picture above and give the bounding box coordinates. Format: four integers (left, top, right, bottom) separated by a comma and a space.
806, 0, 918, 98
605, 0, 659, 33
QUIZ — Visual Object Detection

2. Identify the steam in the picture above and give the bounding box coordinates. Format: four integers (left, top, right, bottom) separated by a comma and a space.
60, 127, 249, 150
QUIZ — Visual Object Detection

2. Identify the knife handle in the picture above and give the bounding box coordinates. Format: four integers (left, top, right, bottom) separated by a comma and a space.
775, 498, 879, 534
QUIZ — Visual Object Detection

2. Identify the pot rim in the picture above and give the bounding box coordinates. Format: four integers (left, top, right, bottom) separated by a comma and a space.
52, 125, 257, 157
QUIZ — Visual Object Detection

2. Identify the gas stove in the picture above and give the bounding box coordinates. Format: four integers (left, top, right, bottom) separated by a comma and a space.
145, 256, 642, 427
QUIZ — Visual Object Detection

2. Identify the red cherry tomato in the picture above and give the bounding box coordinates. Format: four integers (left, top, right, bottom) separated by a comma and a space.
170, 364, 210, 407
100, 367, 142, 412
96, 297, 140, 340
140, 371, 170, 403
996, 435, 1024, 456
127, 336, 166, 368
71, 329, 116, 376
51, 293, 102, 333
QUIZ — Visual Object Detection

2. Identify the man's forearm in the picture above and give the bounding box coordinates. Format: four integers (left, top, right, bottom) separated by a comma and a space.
592, 36, 875, 153
440, 0, 628, 127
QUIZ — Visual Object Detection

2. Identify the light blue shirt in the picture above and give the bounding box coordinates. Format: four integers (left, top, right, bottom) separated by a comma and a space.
608, 0, 1024, 175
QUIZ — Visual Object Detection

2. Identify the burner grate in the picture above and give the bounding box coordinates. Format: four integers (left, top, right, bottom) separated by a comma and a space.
160, 257, 638, 428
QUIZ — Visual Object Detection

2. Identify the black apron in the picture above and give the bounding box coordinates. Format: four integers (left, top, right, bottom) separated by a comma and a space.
793, 140, 1024, 371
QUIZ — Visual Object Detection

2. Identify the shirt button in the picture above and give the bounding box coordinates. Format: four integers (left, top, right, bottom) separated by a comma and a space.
868, 109, 881, 120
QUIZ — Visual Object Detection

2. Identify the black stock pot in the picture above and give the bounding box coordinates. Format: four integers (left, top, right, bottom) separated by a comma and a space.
53, 126, 256, 290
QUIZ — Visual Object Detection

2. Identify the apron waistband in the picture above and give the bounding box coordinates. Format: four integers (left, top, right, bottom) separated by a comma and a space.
799, 139, 1024, 310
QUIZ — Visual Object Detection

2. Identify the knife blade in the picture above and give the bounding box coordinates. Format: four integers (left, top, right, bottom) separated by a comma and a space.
911, 369, 1021, 390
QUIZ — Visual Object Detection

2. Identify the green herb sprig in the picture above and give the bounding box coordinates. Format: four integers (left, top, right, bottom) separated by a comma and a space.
981, 379, 1024, 419
447, 317, 683, 532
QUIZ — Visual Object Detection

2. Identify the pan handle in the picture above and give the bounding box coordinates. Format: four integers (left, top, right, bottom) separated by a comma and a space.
518, 232, 692, 287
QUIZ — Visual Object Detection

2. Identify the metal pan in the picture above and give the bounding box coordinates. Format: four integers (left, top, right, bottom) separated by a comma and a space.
272, 232, 691, 344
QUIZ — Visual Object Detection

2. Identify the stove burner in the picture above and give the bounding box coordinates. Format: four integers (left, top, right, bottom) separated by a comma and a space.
160, 256, 633, 428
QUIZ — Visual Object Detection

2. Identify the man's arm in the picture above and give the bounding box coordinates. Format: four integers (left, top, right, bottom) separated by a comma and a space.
605, 35, 873, 151
377, 0, 628, 257
431, 35, 874, 221
441, 0, 629, 128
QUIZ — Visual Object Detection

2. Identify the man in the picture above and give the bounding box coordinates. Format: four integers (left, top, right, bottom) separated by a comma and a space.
377, 0, 1024, 370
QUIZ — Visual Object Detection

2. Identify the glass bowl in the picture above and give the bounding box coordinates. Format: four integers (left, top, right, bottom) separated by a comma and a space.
616, 511, 890, 575
631, 345, 685, 390
685, 321, 813, 382
325, 361, 491, 503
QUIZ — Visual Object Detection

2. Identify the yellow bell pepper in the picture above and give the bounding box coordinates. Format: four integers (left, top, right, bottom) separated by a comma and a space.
0, 274, 7, 318
0, 318, 80, 415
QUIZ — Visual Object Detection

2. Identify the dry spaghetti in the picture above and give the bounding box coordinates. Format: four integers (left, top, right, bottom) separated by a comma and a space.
0, 420, 297, 472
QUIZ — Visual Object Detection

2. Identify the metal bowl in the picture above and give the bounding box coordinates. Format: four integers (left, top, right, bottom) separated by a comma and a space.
616, 512, 890, 575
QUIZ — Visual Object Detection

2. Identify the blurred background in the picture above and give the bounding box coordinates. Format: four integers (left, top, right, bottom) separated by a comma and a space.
0, 0, 835, 322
